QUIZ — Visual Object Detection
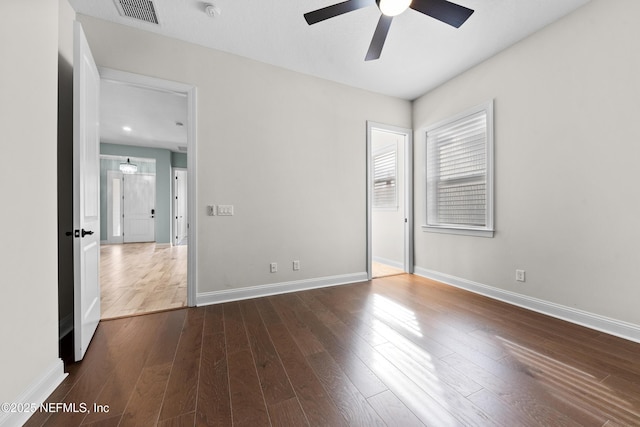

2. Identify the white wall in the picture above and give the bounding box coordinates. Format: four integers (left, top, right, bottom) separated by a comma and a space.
76, 15, 411, 296
0, 0, 64, 410
372, 129, 405, 267
413, 0, 640, 328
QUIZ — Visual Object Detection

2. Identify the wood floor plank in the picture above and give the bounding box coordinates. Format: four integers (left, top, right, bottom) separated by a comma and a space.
82, 312, 171, 424
100, 243, 187, 319
439, 351, 596, 426
306, 351, 386, 427
46, 315, 160, 427
262, 317, 349, 427
353, 342, 463, 427
81, 415, 122, 427
145, 309, 189, 368
466, 388, 534, 427
30, 274, 640, 427
268, 295, 326, 356
227, 349, 271, 427
239, 300, 296, 406
375, 341, 483, 398
366, 390, 425, 427
283, 296, 388, 399
267, 397, 309, 427
119, 362, 173, 427
223, 302, 250, 355
158, 308, 204, 421
157, 411, 196, 427
195, 305, 232, 427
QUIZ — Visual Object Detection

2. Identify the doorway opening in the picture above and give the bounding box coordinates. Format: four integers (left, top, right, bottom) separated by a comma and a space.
367, 122, 413, 279
98, 68, 197, 319
105, 155, 157, 244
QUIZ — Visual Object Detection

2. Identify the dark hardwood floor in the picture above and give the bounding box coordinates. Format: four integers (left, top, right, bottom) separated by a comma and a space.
26, 274, 640, 426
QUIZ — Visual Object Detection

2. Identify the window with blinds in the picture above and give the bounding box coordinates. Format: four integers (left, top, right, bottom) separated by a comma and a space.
425, 101, 494, 237
373, 145, 397, 209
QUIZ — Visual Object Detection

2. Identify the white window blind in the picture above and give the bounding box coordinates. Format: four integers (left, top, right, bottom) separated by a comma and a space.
373, 146, 397, 209
425, 101, 493, 236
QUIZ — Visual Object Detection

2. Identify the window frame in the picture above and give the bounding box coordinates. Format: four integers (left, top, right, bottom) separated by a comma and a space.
422, 100, 494, 238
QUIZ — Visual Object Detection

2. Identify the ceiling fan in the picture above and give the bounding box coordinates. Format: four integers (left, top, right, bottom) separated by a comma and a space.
304, 0, 474, 61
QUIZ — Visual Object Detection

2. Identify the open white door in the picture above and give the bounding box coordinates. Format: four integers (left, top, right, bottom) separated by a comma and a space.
73, 22, 101, 361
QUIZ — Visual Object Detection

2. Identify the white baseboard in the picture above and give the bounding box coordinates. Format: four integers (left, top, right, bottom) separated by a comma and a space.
0, 359, 67, 427
414, 267, 640, 344
197, 272, 368, 306
372, 256, 404, 270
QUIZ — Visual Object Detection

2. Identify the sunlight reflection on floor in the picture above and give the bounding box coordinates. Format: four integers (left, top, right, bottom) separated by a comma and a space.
372, 294, 423, 337
498, 336, 640, 424
367, 293, 462, 426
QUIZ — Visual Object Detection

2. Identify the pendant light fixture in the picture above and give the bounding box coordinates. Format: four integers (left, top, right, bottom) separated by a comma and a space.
119, 158, 138, 174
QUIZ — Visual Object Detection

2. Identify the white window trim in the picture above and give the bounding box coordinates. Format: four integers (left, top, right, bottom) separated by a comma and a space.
421, 100, 494, 238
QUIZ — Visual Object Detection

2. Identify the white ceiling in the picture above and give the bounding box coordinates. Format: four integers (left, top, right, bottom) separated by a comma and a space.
100, 79, 188, 152
73, 0, 590, 151
70, 0, 590, 101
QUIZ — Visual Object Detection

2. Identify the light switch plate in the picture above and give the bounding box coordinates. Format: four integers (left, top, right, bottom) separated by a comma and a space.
217, 205, 234, 216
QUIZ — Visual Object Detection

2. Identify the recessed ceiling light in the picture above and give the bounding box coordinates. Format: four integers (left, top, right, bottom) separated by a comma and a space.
123, 126, 132, 132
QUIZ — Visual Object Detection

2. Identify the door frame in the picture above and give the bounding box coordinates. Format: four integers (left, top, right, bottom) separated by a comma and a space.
99, 68, 198, 306
366, 121, 413, 280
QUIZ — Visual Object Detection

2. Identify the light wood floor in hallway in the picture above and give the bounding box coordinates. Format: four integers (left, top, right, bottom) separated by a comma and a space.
100, 243, 187, 319
28, 274, 640, 426
372, 261, 405, 278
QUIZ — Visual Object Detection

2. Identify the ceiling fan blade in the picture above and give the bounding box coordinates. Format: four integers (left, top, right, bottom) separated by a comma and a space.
365, 15, 393, 61
410, 0, 474, 28
304, 0, 374, 25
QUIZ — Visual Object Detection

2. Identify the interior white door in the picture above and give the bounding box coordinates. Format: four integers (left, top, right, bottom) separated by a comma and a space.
73, 21, 101, 361
124, 174, 156, 243
174, 169, 188, 245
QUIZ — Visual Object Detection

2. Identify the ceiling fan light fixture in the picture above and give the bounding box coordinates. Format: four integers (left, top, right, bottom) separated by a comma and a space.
376, 0, 411, 17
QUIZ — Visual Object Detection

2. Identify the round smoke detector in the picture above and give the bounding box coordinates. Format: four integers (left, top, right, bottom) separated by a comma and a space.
205, 4, 221, 18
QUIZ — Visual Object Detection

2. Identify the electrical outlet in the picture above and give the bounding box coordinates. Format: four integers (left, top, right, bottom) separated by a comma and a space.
516, 269, 526, 282
293, 260, 300, 271
206, 205, 216, 216
270, 262, 277, 273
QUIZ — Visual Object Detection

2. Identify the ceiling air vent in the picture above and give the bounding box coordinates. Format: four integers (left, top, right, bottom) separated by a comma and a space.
114, 0, 159, 24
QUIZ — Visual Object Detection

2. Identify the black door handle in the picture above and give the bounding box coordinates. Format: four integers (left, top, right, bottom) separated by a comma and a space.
81, 229, 94, 237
